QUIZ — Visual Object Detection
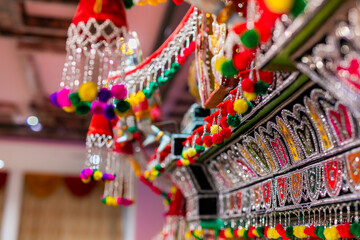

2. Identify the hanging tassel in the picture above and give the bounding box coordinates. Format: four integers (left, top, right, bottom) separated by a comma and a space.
93, 0, 103, 13
336, 222, 354, 239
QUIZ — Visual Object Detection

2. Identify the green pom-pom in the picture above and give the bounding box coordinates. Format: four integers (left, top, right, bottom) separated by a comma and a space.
350, 222, 360, 237
116, 100, 131, 113
75, 101, 91, 115
143, 88, 153, 99
69, 92, 81, 106
256, 226, 265, 237
101, 197, 106, 204
315, 226, 325, 239
221, 60, 239, 77
128, 126, 138, 133
291, 0, 307, 17
227, 114, 241, 128
171, 62, 181, 71
149, 82, 158, 91
123, 0, 134, 9
155, 164, 162, 171
195, 145, 205, 153
254, 80, 269, 96
164, 68, 175, 79
241, 29, 259, 49
243, 229, 249, 239
157, 76, 168, 86
244, 101, 253, 115
286, 226, 294, 237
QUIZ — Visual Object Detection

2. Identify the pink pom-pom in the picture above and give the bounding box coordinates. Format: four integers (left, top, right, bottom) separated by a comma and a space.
80, 172, 86, 180
122, 199, 133, 206
108, 174, 115, 181
84, 168, 93, 177
91, 101, 106, 115
117, 197, 123, 205
111, 84, 127, 100
57, 88, 72, 107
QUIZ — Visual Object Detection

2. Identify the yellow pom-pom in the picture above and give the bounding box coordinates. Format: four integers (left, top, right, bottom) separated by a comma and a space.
267, 227, 280, 239
244, 91, 257, 101
170, 187, 177, 194
163, 199, 169, 205
148, 0, 159, 5
253, 229, 260, 237
187, 148, 196, 157
324, 226, 340, 240
105, 197, 112, 206
182, 150, 188, 159
293, 226, 308, 239
234, 99, 248, 114
237, 228, 245, 237
93, 171, 103, 181
225, 228, 234, 238
264, 0, 294, 14
185, 232, 192, 239
63, 105, 76, 113
194, 229, 204, 237
144, 171, 150, 179
128, 93, 137, 107
78, 82, 98, 102
211, 125, 222, 134
215, 57, 227, 72
135, 91, 146, 103
151, 170, 159, 177
81, 177, 91, 183
182, 159, 190, 166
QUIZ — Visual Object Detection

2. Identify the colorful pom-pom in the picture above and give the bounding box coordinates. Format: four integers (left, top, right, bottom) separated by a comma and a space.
157, 76, 168, 86
212, 133, 224, 145
227, 101, 237, 115
264, 0, 295, 14
195, 137, 203, 146
234, 99, 248, 114
171, 62, 181, 71
291, 0, 307, 17
149, 81, 159, 91
245, 101, 254, 115
187, 148, 196, 157
267, 227, 280, 239
93, 171, 103, 181
177, 55, 186, 65
63, 105, 76, 113
104, 104, 116, 120
254, 80, 269, 96
98, 88, 112, 102
75, 101, 91, 115
286, 226, 294, 238
241, 29, 260, 49
116, 100, 131, 113
50, 92, 61, 107
57, 88, 72, 107
183, 47, 192, 57
164, 68, 175, 79
78, 82, 98, 102
315, 226, 326, 239
210, 125, 222, 135
350, 222, 360, 237
220, 127, 232, 139
91, 101, 106, 115
241, 78, 255, 93
195, 144, 205, 153
221, 60, 239, 77
233, 49, 254, 71
215, 57, 227, 72
203, 134, 213, 147
227, 114, 241, 128
244, 91, 257, 101
256, 226, 265, 238
123, 0, 134, 9
143, 88, 153, 99
111, 84, 127, 100
69, 92, 81, 106
324, 226, 340, 240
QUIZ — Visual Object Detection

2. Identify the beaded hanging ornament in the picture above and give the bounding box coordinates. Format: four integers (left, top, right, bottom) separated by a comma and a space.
51, 0, 131, 114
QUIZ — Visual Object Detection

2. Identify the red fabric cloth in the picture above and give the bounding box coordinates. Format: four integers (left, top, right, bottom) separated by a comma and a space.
87, 115, 113, 137
72, 0, 128, 28
64, 177, 96, 197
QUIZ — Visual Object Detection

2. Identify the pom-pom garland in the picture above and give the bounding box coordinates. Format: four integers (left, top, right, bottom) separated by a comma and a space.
111, 84, 127, 100
80, 168, 115, 183
78, 82, 98, 102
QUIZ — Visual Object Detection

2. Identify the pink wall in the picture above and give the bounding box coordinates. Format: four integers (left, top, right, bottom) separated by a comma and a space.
135, 180, 165, 240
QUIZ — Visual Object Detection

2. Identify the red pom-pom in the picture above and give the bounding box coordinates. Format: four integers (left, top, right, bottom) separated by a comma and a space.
254, 20, 273, 43
212, 133, 224, 145
241, 78, 255, 93
264, 226, 269, 238
172, 0, 184, 5
176, 160, 183, 166
220, 116, 229, 128
133, 132, 141, 141
336, 222, 354, 239
221, 127, 232, 139
233, 49, 254, 71
177, 55, 186, 65
189, 41, 196, 51
195, 137, 203, 145
183, 47, 191, 57
260, 71, 274, 84
275, 224, 289, 240
304, 225, 317, 237
248, 226, 256, 238
227, 101, 237, 115
231, 22, 247, 35
203, 135, 213, 147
